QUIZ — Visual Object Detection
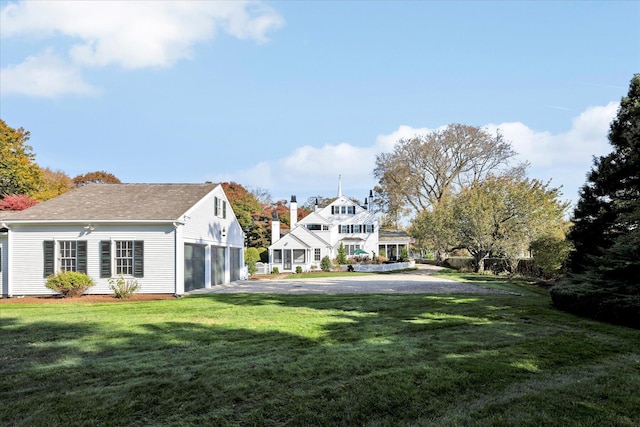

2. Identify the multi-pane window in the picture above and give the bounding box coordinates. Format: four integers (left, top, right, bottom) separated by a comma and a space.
44, 240, 87, 277
100, 240, 143, 278
273, 249, 282, 263
348, 206, 356, 214
314, 248, 321, 261
115, 240, 133, 275
59, 241, 77, 271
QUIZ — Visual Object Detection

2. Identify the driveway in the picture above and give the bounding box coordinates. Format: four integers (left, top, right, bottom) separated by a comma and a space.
189, 264, 508, 295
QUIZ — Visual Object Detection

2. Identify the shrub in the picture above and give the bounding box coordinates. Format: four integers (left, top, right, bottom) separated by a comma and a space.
550, 282, 640, 328
399, 247, 409, 262
257, 247, 269, 263
295, 266, 303, 274
45, 271, 95, 297
245, 247, 260, 276
108, 275, 140, 299
272, 267, 279, 274
320, 256, 332, 272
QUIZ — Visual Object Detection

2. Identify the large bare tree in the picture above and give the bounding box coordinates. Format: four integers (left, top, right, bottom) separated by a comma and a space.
374, 124, 519, 217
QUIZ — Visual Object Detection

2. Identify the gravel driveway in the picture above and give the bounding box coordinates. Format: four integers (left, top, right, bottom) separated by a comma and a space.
189, 264, 508, 295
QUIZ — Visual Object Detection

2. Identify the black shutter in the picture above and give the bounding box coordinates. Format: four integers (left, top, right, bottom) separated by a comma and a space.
77, 241, 87, 274
214, 197, 219, 216
223, 200, 227, 219
133, 240, 144, 278
43, 240, 55, 277
100, 241, 111, 278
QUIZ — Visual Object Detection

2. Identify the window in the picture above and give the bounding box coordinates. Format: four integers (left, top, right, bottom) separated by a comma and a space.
314, 248, 321, 261
306, 224, 322, 231
273, 249, 282, 263
214, 196, 227, 219
100, 240, 144, 278
59, 241, 77, 271
345, 244, 361, 255
366, 224, 375, 233
115, 241, 133, 275
293, 249, 305, 263
341, 206, 346, 214
352, 225, 362, 233
348, 206, 356, 215
340, 225, 349, 234
43, 240, 87, 277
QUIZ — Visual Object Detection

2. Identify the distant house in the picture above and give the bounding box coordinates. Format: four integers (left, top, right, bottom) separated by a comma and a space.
268, 180, 410, 273
0, 183, 245, 297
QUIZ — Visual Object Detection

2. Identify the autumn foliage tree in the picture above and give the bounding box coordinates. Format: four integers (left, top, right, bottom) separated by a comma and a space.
73, 171, 121, 186
0, 193, 39, 211
34, 167, 75, 201
0, 119, 43, 198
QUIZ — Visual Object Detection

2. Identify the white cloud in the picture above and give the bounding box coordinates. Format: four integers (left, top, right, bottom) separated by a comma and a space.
0, 0, 284, 96
487, 102, 618, 205
216, 104, 617, 207
0, 49, 100, 97
487, 102, 618, 168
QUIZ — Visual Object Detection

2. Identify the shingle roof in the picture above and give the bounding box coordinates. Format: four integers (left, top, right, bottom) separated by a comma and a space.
1, 183, 217, 222
379, 229, 410, 242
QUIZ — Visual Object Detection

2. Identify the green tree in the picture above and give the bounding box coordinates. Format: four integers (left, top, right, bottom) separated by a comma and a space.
0, 119, 42, 197
416, 172, 568, 273
336, 242, 348, 265
567, 74, 640, 294
408, 195, 457, 263
530, 234, 573, 278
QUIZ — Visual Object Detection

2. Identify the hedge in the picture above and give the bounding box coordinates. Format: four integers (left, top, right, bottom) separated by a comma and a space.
550, 282, 640, 329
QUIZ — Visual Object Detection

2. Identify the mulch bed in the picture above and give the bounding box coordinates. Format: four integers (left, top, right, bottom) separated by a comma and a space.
0, 294, 177, 304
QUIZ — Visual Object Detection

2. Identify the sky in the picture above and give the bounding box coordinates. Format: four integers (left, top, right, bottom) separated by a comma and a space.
1, 0, 639, 212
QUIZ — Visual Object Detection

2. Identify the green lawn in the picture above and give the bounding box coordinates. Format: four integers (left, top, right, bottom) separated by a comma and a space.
1, 276, 639, 426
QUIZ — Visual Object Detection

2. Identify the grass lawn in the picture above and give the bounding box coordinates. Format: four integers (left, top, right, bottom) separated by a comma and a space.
1, 275, 639, 426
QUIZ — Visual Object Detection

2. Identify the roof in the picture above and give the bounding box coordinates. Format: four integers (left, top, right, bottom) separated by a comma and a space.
1, 183, 218, 222
379, 229, 411, 243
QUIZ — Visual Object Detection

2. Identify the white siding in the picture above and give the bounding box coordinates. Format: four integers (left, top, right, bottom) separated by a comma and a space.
182, 186, 244, 250
8, 223, 176, 295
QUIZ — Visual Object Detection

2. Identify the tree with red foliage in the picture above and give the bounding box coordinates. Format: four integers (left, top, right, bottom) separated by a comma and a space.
0, 194, 39, 211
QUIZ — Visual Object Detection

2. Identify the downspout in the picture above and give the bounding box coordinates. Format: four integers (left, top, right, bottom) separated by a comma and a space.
2, 223, 12, 298
173, 222, 185, 296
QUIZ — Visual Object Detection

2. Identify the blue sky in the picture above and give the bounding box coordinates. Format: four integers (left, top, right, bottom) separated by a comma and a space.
1, 1, 638, 210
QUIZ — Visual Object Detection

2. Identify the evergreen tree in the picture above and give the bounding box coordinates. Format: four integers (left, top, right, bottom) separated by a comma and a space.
567, 74, 640, 294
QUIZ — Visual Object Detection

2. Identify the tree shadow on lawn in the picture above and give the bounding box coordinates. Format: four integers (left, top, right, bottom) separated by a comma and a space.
1, 294, 637, 426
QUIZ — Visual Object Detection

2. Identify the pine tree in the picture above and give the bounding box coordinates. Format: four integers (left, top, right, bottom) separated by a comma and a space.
567, 74, 640, 294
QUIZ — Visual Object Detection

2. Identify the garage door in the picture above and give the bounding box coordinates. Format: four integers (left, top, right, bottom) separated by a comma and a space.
184, 244, 205, 292
211, 246, 225, 286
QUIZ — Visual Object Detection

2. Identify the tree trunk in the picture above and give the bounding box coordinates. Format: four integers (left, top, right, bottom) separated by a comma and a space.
473, 251, 489, 273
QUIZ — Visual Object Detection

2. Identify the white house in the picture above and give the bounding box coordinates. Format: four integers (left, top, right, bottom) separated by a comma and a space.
0, 183, 245, 297
268, 181, 410, 273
